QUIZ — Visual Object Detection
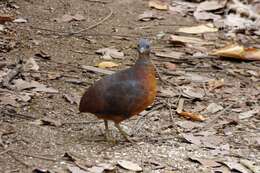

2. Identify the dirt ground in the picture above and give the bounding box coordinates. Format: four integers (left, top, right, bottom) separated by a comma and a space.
0, 0, 259, 173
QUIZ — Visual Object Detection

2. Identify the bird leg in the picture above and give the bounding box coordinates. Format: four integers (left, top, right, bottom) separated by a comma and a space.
104, 120, 116, 143
114, 123, 134, 143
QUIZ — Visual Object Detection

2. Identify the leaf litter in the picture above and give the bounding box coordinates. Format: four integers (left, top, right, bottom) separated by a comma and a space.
1, 0, 260, 172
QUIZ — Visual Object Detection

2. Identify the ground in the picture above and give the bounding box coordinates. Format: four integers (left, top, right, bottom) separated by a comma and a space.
0, 0, 259, 173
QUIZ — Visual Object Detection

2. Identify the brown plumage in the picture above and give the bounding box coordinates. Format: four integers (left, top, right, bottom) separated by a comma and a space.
79, 38, 157, 142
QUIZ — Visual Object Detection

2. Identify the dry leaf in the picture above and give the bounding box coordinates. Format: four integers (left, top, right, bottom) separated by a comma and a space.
97, 163, 115, 171
81, 65, 114, 75
170, 35, 210, 45
185, 73, 211, 83
189, 156, 221, 168
30, 118, 61, 127
178, 111, 206, 121
0, 15, 14, 24
87, 166, 104, 173
148, 0, 168, 10
13, 79, 59, 93
0, 94, 18, 107
197, 0, 227, 12
240, 159, 260, 173
97, 61, 119, 68
206, 103, 223, 113
23, 57, 39, 71
54, 14, 85, 23
164, 62, 176, 71
181, 86, 205, 99
239, 109, 259, 120
138, 11, 163, 21
117, 160, 142, 172
96, 47, 124, 59
177, 23, 218, 34
13, 18, 27, 23
210, 44, 260, 61
63, 94, 80, 105
176, 121, 202, 130
193, 10, 221, 21
67, 165, 88, 173
155, 51, 184, 59
182, 134, 202, 145
221, 161, 251, 173
224, 14, 254, 29
208, 78, 224, 91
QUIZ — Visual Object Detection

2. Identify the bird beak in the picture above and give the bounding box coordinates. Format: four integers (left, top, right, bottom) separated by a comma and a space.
139, 47, 145, 53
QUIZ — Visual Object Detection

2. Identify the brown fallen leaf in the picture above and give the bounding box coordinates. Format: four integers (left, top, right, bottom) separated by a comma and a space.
30, 118, 62, 127
117, 160, 142, 172
181, 86, 205, 99
81, 65, 114, 75
23, 57, 39, 71
208, 78, 224, 91
178, 111, 206, 122
210, 44, 260, 61
170, 35, 211, 45
138, 11, 163, 21
148, 0, 168, 10
220, 161, 251, 173
67, 165, 88, 173
155, 51, 184, 59
189, 156, 221, 168
197, 0, 227, 12
0, 15, 14, 24
98, 61, 119, 68
177, 23, 218, 34
54, 14, 85, 23
193, 10, 221, 21
96, 47, 124, 60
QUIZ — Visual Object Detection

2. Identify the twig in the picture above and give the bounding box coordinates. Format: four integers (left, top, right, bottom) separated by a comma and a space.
81, 65, 114, 75
2, 107, 36, 120
199, 103, 234, 130
68, 7, 113, 35
132, 103, 164, 135
0, 149, 12, 155
84, 0, 109, 3
151, 60, 166, 84
61, 120, 102, 126
11, 150, 57, 162
7, 152, 30, 167
167, 99, 174, 122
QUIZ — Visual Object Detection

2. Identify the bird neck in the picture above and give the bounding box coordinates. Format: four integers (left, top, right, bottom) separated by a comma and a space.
136, 52, 151, 66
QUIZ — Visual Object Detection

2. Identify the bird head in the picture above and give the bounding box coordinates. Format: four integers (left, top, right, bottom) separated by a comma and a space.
138, 38, 150, 54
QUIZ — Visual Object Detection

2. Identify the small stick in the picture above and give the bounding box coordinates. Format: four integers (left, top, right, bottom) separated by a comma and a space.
81, 65, 114, 75
61, 120, 102, 126
151, 60, 166, 84
7, 152, 30, 167
132, 103, 164, 135
69, 7, 113, 35
11, 150, 57, 162
84, 0, 109, 3
167, 99, 174, 122
200, 103, 234, 130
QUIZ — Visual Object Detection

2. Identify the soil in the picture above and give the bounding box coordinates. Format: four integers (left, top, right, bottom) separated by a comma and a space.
0, 0, 259, 173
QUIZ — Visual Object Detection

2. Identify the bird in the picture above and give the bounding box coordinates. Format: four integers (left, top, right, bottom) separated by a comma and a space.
79, 38, 157, 142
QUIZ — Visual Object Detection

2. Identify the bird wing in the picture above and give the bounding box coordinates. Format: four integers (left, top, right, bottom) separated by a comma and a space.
98, 79, 147, 116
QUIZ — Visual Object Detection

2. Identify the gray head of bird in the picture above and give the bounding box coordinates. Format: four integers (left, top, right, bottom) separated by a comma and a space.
138, 38, 150, 55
